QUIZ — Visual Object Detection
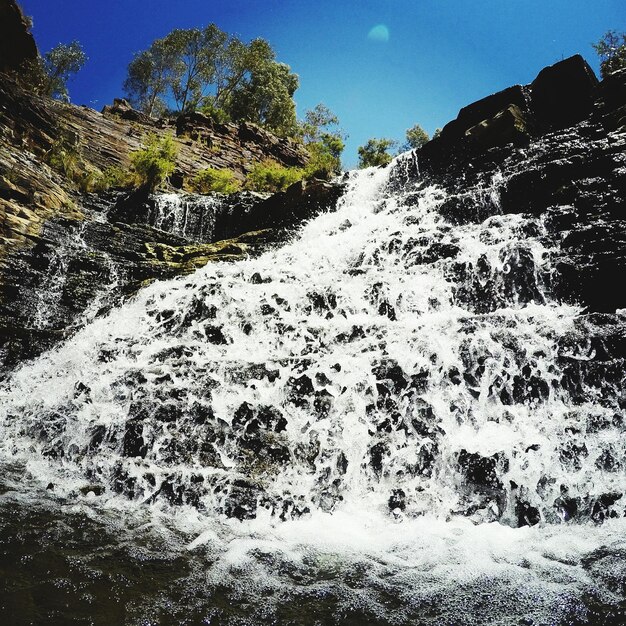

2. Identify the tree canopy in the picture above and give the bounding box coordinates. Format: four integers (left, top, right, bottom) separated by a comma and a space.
357, 138, 397, 168
299, 103, 346, 176
402, 124, 429, 151
593, 30, 626, 78
42, 41, 87, 101
123, 25, 299, 136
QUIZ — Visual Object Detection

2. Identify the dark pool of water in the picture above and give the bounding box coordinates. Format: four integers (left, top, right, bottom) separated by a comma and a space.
1, 488, 625, 626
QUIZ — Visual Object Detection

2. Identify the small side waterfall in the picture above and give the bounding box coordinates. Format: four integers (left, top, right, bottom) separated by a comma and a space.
1, 159, 625, 624
152, 193, 223, 240
27, 214, 120, 332
148, 192, 269, 243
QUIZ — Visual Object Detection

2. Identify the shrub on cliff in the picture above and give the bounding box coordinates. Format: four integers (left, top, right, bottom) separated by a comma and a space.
593, 30, 626, 78
47, 136, 81, 179
357, 138, 397, 168
245, 161, 304, 192
129, 134, 178, 191
192, 168, 241, 194
303, 141, 342, 180
198, 102, 231, 125
89, 166, 131, 193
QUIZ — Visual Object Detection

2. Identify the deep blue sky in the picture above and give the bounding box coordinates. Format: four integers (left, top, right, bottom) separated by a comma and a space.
20, 0, 623, 167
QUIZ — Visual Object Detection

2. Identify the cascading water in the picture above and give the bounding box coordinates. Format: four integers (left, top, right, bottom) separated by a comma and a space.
1, 159, 625, 625
150, 192, 264, 243
152, 193, 221, 240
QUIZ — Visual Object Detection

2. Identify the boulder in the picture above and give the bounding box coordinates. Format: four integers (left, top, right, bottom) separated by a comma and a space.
0, 0, 38, 74
439, 85, 530, 142
599, 68, 626, 112
465, 104, 531, 150
101, 98, 153, 125
555, 223, 626, 312
530, 54, 599, 129
242, 178, 346, 232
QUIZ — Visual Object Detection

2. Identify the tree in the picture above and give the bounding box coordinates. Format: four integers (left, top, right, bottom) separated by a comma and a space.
41, 41, 87, 101
124, 39, 178, 117
166, 25, 229, 112
214, 38, 274, 108
593, 30, 626, 78
226, 60, 299, 136
123, 28, 301, 134
300, 103, 339, 143
298, 103, 346, 176
402, 124, 429, 151
357, 138, 397, 168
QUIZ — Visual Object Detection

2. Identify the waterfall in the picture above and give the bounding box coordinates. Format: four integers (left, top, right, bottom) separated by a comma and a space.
1, 159, 625, 624
152, 193, 221, 240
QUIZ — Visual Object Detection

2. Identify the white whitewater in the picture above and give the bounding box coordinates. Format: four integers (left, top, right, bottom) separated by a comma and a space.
1, 159, 625, 623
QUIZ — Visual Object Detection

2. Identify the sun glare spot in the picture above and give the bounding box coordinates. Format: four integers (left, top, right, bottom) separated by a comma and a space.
368, 24, 390, 43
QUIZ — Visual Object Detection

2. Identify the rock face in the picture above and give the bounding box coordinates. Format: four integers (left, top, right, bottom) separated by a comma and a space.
0, 198, 281, 369
421, 55, 600, 163
110, 179, 345, 243
0, 180, 345, 370
0, 0, 37, 74
0, 71, 309, 253
392, 55, 625, 316
386, 56, 625, 437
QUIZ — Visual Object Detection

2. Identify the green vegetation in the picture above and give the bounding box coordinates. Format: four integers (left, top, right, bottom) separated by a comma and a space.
198, 101, 231, 124
226, 58, 299, 136
129, 134, 178, 191
90, 166, 130, 192
303, 141, 342, 180
124, 26, 299, 136
42, 41, 87, 101
237, 104, 346, 190
593, 30, 626, 78
46, 135, 81, 179
46, 136, 132, 193
357, 138, 397, 168
192, 168, 241, 194
299, 104, 346, 178
18, 41, 87, 102
245, 161, 304, 193
402, 124, 429, 151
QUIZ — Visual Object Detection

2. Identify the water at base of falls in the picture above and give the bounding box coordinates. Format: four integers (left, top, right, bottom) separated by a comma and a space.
1, 161, 625, 625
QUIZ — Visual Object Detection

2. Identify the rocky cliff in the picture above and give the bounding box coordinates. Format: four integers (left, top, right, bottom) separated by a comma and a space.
392, 55, 626, 314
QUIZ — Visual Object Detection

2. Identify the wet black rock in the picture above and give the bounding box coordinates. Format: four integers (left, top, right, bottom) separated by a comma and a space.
457, 450, 508, 492
388, 488, 406, 512
221, 479, 260, 521
122, 418, 148, 459
286, 374, 315, 407
515, 500, 541, 527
